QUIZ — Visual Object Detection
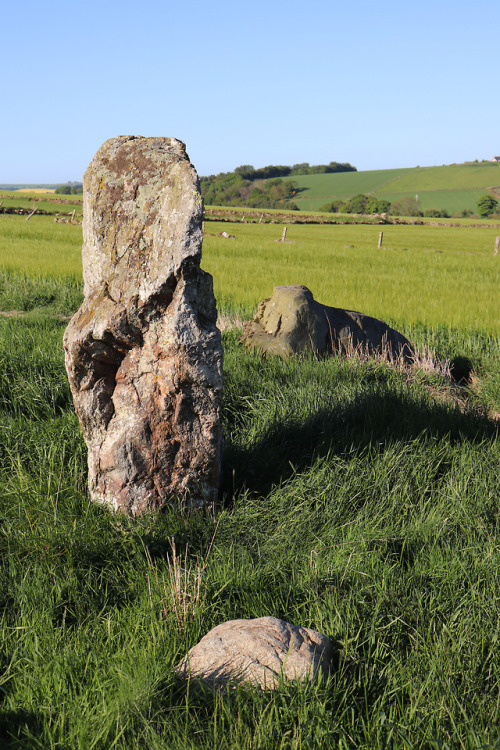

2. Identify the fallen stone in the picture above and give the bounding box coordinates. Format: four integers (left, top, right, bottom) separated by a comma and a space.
242, 285, 413, 360
64, 136, 223, 514
175, 616, 332, 691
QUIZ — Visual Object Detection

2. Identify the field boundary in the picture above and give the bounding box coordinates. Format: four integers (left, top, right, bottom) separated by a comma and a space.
204, 206, 500, 228
0, 191, 82, 205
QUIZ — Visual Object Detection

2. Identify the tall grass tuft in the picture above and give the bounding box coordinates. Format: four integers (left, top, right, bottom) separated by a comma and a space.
145, 539, 205, 632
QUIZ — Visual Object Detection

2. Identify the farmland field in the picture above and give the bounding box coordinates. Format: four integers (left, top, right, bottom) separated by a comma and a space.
290, 163, 500, 212
202, 221, 500, 333
2, 209, 498, 331
0, 205, 499, 748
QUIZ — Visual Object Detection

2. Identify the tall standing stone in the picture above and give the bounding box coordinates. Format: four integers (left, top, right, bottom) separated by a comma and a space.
64, 136, 223, 514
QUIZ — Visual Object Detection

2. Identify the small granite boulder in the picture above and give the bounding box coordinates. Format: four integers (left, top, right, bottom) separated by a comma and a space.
242, 285, 413, 360
175, 616, 332, 691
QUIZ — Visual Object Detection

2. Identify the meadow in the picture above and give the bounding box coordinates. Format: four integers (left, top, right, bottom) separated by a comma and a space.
1, 210, 499, 331
0, 205, 499, 748
290, 163, 500, 213
0, 191, 82, 217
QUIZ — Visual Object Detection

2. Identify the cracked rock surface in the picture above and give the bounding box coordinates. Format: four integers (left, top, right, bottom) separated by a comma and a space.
64, 136, 223, 514
175, 616, 332, 691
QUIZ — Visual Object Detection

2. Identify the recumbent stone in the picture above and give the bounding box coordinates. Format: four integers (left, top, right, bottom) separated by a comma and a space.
242, 285, 413, 360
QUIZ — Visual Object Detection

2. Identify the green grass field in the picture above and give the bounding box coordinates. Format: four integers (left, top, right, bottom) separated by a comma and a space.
0, 216, 82, 280
0, 191, 83, 216
204, 221, 500, 334
1, 214, 499, 332
290, 163, 500, 213
0, 208, 499, 748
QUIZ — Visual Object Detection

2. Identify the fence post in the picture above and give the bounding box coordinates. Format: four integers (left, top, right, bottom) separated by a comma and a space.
495, 236, 500, 256
378, 231, 383, 248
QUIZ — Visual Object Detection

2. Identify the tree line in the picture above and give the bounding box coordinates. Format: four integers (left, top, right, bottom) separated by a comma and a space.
233, 162, 357, 180
55, 183, 83, 195
200, 161, 357, 210
321, 195, 455, 217
319, 193, 499, 218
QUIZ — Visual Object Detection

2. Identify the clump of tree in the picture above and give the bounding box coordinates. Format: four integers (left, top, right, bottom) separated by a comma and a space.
55, 182, 83, 195
233, 162, 356, 180
233, 165, 292, 180
200, 160, 356, 209
245, 178, 299, 209
200, 171, 299, 210
423, 208, 450, 218
291, 161, 356, 175
318, 194, 459, 218
388, 197, 423, 217
319, 194, 390, 214
477, 193, 499, 217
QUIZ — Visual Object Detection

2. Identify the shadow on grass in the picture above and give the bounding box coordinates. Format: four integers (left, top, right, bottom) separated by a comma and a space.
0, 710, 44, 749
222, 387, 498, 498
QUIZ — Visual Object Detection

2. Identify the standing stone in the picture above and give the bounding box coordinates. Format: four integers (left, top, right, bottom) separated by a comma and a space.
175, 617, 332, 691
64, 136, 223, 514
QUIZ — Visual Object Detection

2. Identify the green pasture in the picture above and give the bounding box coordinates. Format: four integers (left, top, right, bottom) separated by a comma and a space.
385, 163, 500, 192
1, 214, 499, 334
0, 206, 500, 747
0, 191, 83, 215
203, 221, 500, 333
291, 169, 412, 209
291, 163, 500, 212
378, 189, 487, 215
0, 315, 499, 748
0, 215, 82, 280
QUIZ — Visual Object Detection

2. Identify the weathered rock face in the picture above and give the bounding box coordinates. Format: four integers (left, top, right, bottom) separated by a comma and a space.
175, 616, 332, 691
242, 285, 413, 360
64, 136, 223, 514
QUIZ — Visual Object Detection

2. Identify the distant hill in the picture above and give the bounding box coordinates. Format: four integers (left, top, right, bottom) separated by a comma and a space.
290, 162, 500, 214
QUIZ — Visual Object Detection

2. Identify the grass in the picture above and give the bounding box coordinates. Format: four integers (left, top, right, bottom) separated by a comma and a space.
0, 192, 82, 215
289, 163, 500, 212
378, 189, 488, 215
2, 214, 499, 334
0, 216, 82, 281
0, 213, 499, 747
0, 212, 498, 329
0, 270, 82, 315
202, 221, 500, 334
0, 311, 499, 748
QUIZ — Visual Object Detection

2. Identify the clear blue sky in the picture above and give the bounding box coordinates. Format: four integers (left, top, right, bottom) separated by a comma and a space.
2, 0, 499, 182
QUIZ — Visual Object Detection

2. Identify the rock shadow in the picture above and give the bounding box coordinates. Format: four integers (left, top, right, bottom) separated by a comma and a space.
222, 387, 497, 498
0, 710, 44, 748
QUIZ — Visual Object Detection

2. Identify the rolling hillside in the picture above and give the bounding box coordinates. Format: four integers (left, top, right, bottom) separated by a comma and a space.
291, 162, 500, 213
